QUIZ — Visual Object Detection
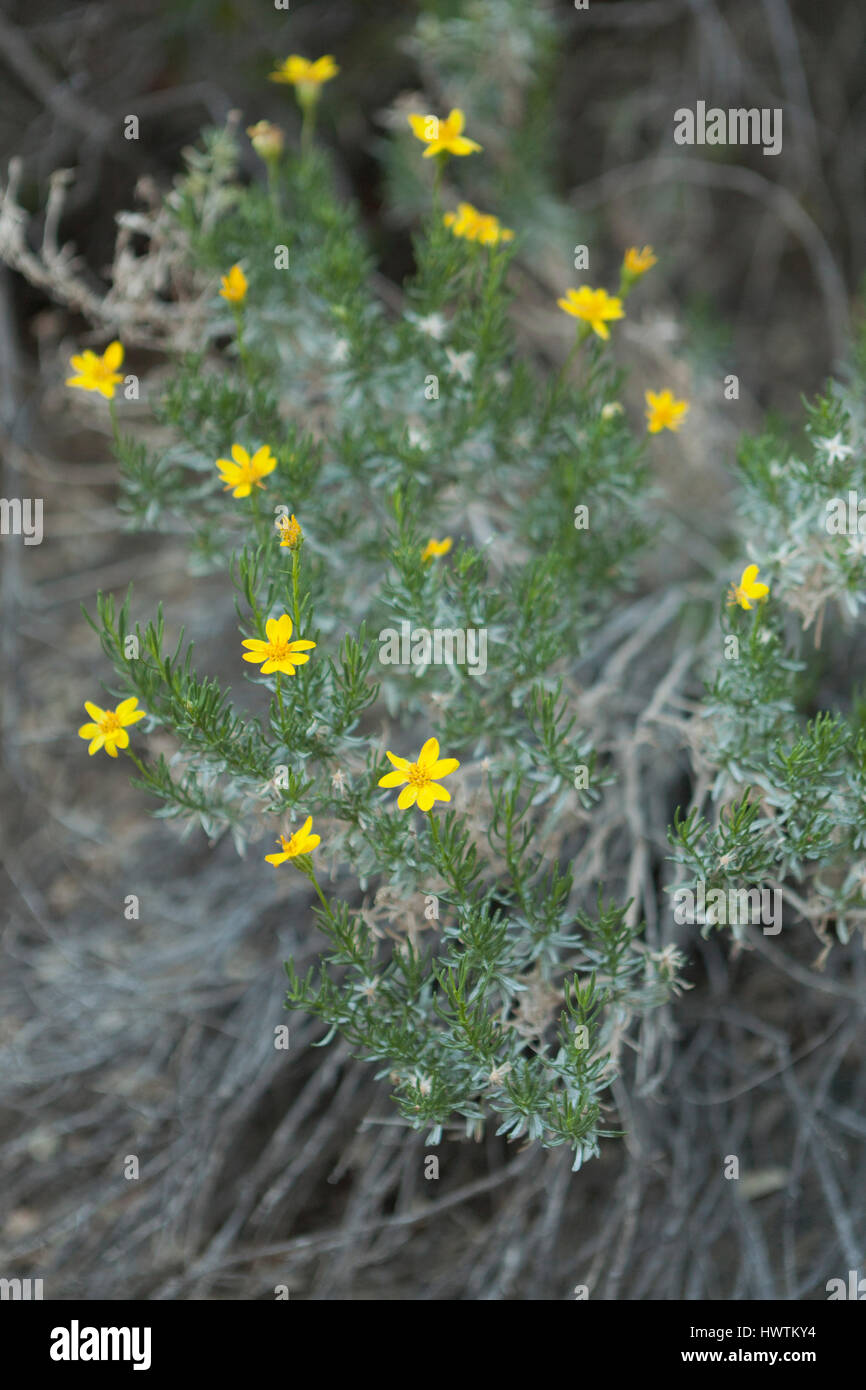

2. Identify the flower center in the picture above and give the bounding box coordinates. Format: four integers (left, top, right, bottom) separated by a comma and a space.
99, 711, 122, 733
407, 761, 431, 787
269, 641, 292, 661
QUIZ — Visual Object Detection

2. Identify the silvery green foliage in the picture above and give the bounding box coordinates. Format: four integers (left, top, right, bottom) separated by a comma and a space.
87, 117, 677, 1165
668, 353, 866, 948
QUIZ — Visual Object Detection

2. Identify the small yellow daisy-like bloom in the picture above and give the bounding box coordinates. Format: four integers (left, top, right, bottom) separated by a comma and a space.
264, 815, 321, 865
247, 121, 284, 161
219, 264, 248, 303
276, 513, 303, 549
645, 388, 689, 434
727, 564, 770, 611
421, 537, 453, 563
242, 614, 316, 676
407, 109, 482, 159
556, 287, 625, 341
623, 245, 658, 277
378, 737, 460, 813
216, 444, 276, 498
78, 696, 146, 758
444, 202, 513, 247
66, 341, 124, 399
270, 54, 339, 88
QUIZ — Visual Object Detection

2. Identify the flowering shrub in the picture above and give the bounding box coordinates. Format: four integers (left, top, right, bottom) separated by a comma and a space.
55, 46, 694, 1169
669, 346, 866, 951
45, 27, 866, 1171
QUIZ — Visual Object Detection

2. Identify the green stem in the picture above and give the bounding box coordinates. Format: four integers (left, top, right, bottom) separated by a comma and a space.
428, 808, 442, 859
537, 327, 589, 440
300, 103, 317, 160
125, 747, 148, 777
308, 868, 333, 919
432, 154, 446, 219
291, 548, 302, 634
752, 600, 766, 641
556, 328, 589, 394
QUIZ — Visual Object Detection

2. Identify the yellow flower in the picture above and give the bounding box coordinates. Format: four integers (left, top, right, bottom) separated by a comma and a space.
247, 121, 284, 161
556, 287, 624, 340
421, 536, 453, 563
77, 696, 146, 758
265, 815, 321, 865
727, 564, 770, 611
444, 202, 513, 246
216, 444, 276, 498
645, 388, 689, 434
242, 614, 316, 676
219, 264, 248, 303
277, 513, 303, 549
270, 54, 339, 88
65, 341, 124, 399
378, 737, 460, 812
407, 109, 482, 158
623, 245, 657, 277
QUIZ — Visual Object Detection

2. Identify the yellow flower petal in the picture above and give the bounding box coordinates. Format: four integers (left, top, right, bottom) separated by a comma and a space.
429, 758, 459, 777
448, 136, 482, 155
419, 737, 440, 764
408, 113, 433, 140
251, 446, 276, 473
379, 770, 408, 787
